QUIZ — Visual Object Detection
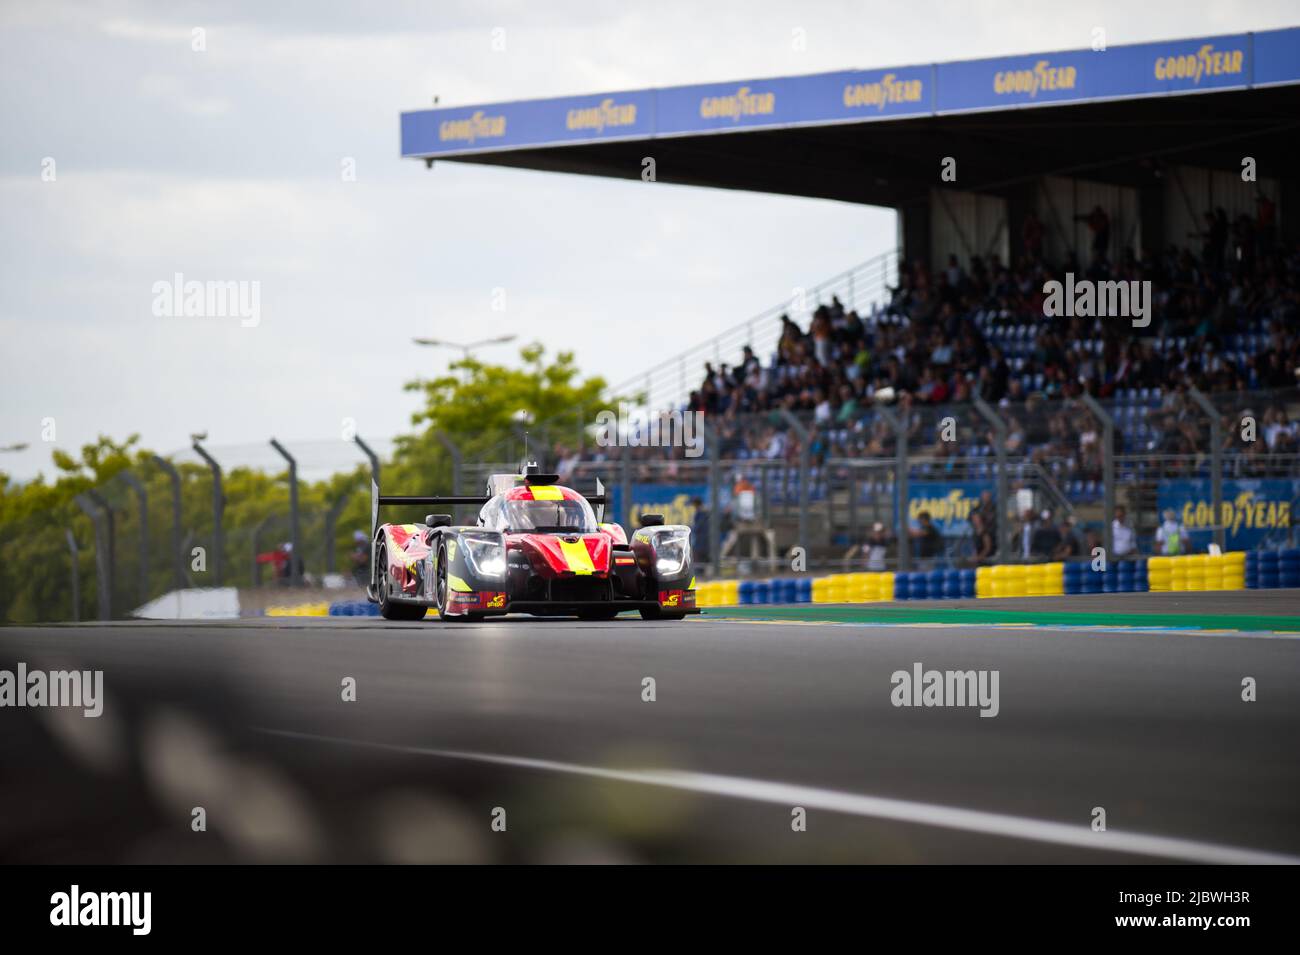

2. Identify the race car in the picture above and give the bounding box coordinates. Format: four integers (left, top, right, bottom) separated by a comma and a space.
367, 465, 698, 621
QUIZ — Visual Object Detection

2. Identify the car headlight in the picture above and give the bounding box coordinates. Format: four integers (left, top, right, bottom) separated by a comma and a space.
648, 529, 691, 577
461, 533, 506, 578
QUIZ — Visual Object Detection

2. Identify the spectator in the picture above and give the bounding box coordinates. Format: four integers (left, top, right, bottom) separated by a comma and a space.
691, 497, 711, 563
970, 512, 996, 566
1111, 505, 1136, 557
1156, 508, 1188, 556
847, 521, 894, 571
1052, 515, 1083, 560
910, 510, 943, 563
1031, 509, 1061, 559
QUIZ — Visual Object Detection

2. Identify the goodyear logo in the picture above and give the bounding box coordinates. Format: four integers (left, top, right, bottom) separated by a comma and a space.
993, 60, 1078, 98
699, 86, 776, 122
1153, 44, 1244, 84
842, 73, 923, 111
629, 493, 697, 528
908, 489, 979, 524
439, 110, 507, 144
1182, 491, 1291, 537
566, 98, 638, 133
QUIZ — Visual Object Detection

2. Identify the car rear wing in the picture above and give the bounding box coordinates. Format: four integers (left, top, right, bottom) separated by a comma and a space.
370, 479, 489, 541
369, 477, 609, 539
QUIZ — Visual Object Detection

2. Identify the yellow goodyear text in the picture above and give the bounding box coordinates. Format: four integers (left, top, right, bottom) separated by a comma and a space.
565, 98, 638, 133
1154, 44, 1244, 84
700, 86, 776, 122
842, 73, 923, 111
908, 489, 978, 523
439, 110, 507, 144
629, 493, 697, 528
1181, 491, 1291, 538
993, 60, 1078, 98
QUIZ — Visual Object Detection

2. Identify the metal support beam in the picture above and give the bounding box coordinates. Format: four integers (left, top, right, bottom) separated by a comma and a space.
151, 455, 184, 592
74, 494, 111, 620
703, 418, 721, 578
877, 405, 910, 572
119, 471, 149, 608
1188, 387, 1226, 551
270, 438, 302, 587
619, 443, 632, 530
973, 396, 1010, 563
65, 529, 80, 623
777, 409, 810, 561
1080, 394, 1116, 556
354, 435, 381, 486
192, 440, 224, 586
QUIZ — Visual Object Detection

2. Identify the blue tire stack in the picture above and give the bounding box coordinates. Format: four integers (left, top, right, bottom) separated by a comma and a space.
1246, 551, 1259, 589
1281, 549, 1300, 589
1063, 561, 1084, 595
796, 578, 813, 603
1258, 551, 1280, 589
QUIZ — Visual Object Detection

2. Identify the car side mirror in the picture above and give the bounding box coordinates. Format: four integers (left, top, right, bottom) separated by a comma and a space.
639, 513, 665, 527
425, 514, 452, 528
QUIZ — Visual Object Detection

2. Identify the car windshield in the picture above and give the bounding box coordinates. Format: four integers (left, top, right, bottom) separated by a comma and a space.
503, 498, 596, 533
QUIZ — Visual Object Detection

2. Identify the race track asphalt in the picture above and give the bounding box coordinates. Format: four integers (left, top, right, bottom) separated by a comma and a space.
2, 593, 1298, 863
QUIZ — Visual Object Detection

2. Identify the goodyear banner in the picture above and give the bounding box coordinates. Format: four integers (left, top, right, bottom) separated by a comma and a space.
1157, 478, 1299, 550
607, 484, 708, 530
904, 480, 992, 535
401, 28, 1298, 158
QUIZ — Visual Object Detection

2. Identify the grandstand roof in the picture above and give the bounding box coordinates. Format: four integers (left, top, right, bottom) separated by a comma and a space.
401, 27, 1300, 205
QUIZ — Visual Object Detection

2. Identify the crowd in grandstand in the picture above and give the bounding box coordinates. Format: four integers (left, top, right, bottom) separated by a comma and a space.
672, 208, 1298, 475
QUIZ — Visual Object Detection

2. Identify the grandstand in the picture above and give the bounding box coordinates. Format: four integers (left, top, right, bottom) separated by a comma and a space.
406, 27, 1300, 578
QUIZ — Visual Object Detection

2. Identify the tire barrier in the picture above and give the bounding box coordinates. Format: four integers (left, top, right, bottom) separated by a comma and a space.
329, 599, 381, 616
695, 550, 1270, 608
1246, 549, 1300, 589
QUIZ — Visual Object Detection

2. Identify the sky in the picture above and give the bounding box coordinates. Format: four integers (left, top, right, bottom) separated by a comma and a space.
2, 0, 1297, 481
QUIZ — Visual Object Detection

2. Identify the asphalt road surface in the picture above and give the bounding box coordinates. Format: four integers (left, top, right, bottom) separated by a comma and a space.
2, 602, 1298, 863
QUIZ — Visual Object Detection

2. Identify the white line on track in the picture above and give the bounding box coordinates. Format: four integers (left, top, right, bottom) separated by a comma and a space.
262, 728, 1300, 864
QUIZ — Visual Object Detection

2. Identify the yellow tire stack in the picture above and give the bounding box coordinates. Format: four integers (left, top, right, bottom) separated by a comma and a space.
1221, 551, 1246, 590
1148, 556, 1172, 591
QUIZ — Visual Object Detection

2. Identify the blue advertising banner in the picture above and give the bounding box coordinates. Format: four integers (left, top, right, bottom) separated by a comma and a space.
934, 33, 1250, 113
905, 480, 993, 535
607, 484, 708, 530
400, 88, 656, 156
1156, 478, 1299, 550
401, 28, 1298, 158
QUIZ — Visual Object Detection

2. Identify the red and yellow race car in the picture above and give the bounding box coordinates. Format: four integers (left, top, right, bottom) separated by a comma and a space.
367, 465, 698, 622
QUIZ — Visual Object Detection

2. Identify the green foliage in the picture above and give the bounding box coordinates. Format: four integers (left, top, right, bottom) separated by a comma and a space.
0, 344, 608, 623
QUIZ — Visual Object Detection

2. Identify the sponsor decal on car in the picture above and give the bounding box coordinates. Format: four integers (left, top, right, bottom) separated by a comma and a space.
657, 589, 696, 608
450, 591, 508, 610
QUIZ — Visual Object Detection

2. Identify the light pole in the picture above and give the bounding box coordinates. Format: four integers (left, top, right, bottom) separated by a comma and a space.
416, 332, 517, 369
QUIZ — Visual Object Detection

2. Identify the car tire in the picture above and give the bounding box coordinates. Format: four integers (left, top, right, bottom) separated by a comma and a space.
377, 542, 427, 621
435, 542, 456, 621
